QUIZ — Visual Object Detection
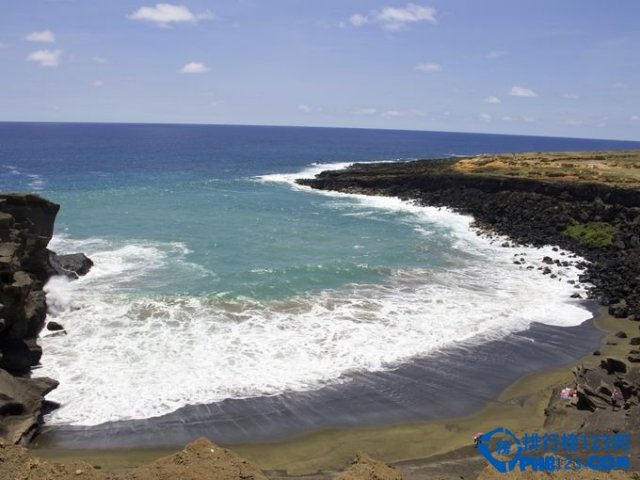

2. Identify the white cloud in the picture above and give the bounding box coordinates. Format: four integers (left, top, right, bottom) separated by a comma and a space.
26, 49, 62, 67
522, 115, 537, 122
631, 115, 640, 121
567, 119, 582, 126
502, 116, 513, 122
383, 109, 424, 117
349, 4, 437, 31
297, 104, 312, 113
484, 96, 501, 104
563, 92, 579, 99
93, 56, 109, 64
128, 3, 214, 26
352, 108, 377, 115
349, 14, 368, 27
25, 30, 55, 43
0, 42, 7, 49
93, 80, 104, 87
414, 62, 441, 73
614, 81, 626, 89
378, 4, 437, 30
487, 50, 505, 59
180, 61, 208, 73
508, 86, 537, 97
479, 113, 492, 122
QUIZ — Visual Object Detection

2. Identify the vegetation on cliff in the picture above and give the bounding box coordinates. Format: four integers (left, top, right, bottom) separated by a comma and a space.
563, 222, 619, 247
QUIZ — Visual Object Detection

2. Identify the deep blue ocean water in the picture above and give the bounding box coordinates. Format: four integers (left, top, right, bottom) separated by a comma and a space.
1, 122, 639, 426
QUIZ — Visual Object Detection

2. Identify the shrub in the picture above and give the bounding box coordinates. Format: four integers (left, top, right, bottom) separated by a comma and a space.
563, 222, 618, 247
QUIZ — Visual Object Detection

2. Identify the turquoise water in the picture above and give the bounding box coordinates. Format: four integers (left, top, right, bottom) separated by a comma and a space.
49, 177, 441, 299
2, 122, 639, 426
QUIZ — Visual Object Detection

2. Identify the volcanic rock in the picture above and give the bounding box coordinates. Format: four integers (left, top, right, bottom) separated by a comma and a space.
48, 252, 93, 279
0, 369, 58, 444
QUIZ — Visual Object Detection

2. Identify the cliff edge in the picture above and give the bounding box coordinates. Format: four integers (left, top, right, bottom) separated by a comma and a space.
0, 193, 91, 444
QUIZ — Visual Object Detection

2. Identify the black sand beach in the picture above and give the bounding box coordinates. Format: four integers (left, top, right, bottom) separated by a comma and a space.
35, 305, 602, 449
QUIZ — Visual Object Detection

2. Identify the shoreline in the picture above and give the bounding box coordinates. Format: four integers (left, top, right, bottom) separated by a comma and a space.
33, 305, 601, 449
32, 307, 624, 476
7, 150, 640, 477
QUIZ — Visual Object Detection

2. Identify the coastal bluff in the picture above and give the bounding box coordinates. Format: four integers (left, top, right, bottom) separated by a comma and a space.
298, 149, 640, 435
297, 150, 640, 320
0, 193, 91, 445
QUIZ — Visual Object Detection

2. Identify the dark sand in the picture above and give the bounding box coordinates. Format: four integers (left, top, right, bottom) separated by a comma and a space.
32, 304, 617, 477
35, 302, 601, 450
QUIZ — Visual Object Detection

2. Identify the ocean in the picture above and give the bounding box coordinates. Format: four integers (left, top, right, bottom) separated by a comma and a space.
2, 122, 639, 436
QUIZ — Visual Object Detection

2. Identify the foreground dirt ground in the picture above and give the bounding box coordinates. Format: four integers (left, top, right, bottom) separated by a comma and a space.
2, 437, 639, 480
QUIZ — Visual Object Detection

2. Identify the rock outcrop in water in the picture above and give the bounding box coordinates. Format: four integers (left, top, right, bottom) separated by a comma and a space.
0, 193, 91, 444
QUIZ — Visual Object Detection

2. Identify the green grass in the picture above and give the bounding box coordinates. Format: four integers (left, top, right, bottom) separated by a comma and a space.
563, 222, 618, 247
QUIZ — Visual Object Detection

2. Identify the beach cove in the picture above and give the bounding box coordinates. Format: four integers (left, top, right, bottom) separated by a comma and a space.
2, 124, 640, 478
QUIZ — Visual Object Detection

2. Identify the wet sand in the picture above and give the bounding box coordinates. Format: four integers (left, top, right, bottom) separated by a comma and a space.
32, 306, 625, 477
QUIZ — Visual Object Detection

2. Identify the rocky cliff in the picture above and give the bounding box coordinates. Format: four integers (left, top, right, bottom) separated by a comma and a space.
0, 193, 91, 444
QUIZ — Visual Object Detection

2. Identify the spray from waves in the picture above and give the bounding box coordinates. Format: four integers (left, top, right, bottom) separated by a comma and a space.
47, 235, 213, 291
256, 161, 355, 188
39, 187, 592, 426
255, 159, 402, 187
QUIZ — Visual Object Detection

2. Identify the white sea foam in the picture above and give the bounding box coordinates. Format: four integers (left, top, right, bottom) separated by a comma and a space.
256, 161, 355, 189
39, 163, 593, 426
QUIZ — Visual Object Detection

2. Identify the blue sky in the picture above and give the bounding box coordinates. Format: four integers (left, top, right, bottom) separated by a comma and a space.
1, 1, 639, 140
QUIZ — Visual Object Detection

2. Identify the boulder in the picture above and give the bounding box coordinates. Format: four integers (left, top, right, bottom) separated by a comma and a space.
0, 368, 58, 445
600, 357, 628, 374
0, 339, 42, 374
609, 299, 629, 318
47, 252, 93, 279
572, 365, 616, 409
628, 350, 640, 363
46, 321, 64, 332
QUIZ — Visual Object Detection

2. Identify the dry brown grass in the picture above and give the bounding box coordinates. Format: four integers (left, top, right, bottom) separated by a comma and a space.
452, 150, 640, 189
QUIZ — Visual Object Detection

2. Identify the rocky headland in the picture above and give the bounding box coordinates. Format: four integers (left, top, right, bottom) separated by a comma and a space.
297, 150, 640, 318
297, 150, 640, 436
0, 193, 92, 445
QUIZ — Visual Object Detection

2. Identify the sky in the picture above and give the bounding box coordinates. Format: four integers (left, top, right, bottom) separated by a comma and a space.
1, 0, 639, 140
